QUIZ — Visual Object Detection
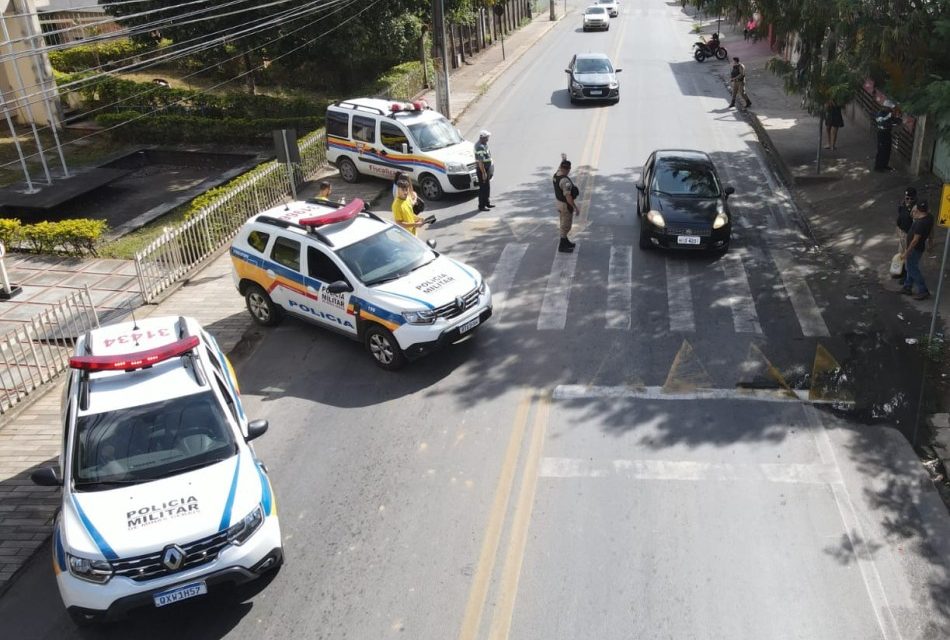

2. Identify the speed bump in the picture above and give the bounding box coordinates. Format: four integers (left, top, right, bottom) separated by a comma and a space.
809, 343, 853, 402
663, 339, 711, 393
737, 343, 796, 396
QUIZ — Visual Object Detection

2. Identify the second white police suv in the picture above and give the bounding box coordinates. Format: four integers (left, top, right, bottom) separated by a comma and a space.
230, 198, 493, 370
31, 315, 282, 625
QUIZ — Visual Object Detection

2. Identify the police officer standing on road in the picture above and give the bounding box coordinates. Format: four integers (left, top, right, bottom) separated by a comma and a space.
728, 57, 751, 109
475, 130, 494, 211
553, 154, 579, 253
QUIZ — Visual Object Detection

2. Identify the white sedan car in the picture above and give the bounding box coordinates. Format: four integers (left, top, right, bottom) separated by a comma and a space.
597, 0, 619, 17
583, 5, 609, 31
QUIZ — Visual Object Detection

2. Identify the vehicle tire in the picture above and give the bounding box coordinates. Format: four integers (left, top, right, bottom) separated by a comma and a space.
245, 284, 282, 327
569, 94, 577, 105
364, 324, 406, 371
418, 173, 444, 201
337, 157, 360, 183
639, 229, 652, 250
583, 26, 588, 32
606, 24, 610, 30
693, 49, 706, 63
715, 47, 728, 61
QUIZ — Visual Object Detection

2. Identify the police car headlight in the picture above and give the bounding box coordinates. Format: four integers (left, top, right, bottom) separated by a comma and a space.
403, 310, 437, 325
478, 280, 486, 295
713, 211, 729, 229
646, 210, 666, 229
67, 553, 113, 584
446, 161, 466, 173
227, 505, 264, 546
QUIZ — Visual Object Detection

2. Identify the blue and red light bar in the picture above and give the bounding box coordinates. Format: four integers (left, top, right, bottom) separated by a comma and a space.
299, 198, 364, 227
70, 335, 200, 372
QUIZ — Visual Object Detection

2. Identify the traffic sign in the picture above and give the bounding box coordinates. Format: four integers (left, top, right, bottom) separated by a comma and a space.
939, 183, 950, 227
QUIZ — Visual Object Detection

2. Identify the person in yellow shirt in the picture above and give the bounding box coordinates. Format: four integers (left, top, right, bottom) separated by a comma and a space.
392, 179, 425, 236
314, 181, 332, 202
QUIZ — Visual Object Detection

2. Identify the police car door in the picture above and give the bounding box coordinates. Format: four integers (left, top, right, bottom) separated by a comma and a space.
379, 121, 413, 181
352, 114, 384, 179
265, 234, 313, 318
306, 245, 358, 336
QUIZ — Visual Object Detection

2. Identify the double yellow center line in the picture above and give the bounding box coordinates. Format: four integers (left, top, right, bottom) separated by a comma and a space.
456, 390, 551, 640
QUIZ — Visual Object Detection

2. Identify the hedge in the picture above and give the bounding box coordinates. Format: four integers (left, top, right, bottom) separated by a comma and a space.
95, 112, 322, 144
48, 40, 153, 73
0, 218, 108, 256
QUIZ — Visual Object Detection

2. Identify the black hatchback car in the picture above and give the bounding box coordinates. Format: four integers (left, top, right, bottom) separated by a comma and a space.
636, 150, 735, 252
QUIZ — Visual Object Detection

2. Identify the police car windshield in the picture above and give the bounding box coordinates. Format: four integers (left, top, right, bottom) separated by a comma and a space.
72, 390, 237, 490
407, 117, 464, 151
336, 227, 435, 286
651, 161, 720, 198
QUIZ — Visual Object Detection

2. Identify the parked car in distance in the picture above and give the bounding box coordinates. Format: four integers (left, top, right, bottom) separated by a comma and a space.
583, 5, 609, 31
636, 149, 735, 252
566, 53, 621, 104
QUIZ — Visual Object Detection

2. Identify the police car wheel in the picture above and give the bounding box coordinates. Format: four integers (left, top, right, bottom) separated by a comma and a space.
364, 325, 406, 370
639, 229, 652, 250
245, 284, 282, 326
418, 174, 444, 201
338, 157, 360, 183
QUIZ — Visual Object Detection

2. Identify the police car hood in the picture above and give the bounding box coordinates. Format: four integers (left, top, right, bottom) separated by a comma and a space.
372, 255, 480, 309
425, 141, 476, 165
63, 453, 265, 559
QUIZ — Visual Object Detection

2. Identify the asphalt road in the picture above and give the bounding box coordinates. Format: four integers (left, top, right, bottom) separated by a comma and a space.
3, 1, 950, 638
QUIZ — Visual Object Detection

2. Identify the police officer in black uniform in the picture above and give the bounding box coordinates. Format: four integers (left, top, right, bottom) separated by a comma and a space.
874, 101, 901, 171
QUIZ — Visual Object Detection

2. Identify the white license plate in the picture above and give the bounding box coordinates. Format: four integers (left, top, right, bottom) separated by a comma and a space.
589, 90, 604, 96
458, 317, 481, 334
153, 581, 207, 608
677, 235, 701, 245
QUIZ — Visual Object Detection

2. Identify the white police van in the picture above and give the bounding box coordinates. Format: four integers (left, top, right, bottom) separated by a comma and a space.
325, 98, 478, 200
31, 316, 282, 625
230, 198, 492, 370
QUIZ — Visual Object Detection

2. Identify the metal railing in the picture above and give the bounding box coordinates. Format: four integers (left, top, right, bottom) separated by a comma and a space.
135, 128, 330, 303
0, 287, 99, 416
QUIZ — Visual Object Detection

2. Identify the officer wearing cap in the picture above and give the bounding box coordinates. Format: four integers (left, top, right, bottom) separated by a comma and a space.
475, 130, 494, 211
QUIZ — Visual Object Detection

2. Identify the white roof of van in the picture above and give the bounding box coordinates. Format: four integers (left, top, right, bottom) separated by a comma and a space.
330, 98, 444, 125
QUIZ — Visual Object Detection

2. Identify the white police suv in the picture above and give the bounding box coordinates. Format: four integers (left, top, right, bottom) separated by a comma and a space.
31, 316, 282, 625
230, 198, 492, 370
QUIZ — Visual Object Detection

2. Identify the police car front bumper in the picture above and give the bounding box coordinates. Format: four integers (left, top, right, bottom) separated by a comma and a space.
448, 169, 478, 191
403, 305, 493, 361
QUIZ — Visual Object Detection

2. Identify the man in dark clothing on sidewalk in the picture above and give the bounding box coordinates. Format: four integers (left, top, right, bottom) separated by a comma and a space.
893, 187, 917, 279
899, 200, 934, 300
874, 101, 902, 171
475, 130, 494, 211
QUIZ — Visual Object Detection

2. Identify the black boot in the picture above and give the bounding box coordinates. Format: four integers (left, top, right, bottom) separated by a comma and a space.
558, 237, 574, 253
565, 238, 576, 248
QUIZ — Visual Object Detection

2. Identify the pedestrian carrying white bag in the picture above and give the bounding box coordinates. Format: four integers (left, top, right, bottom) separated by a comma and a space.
889, 252, 904, 277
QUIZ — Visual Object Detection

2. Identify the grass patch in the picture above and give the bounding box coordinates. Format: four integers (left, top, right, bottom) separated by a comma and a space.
96, 202, 192, 259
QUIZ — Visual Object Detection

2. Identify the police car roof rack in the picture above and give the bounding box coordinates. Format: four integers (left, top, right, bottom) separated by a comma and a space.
257, 216, 335, 247
333, 100, 387, 116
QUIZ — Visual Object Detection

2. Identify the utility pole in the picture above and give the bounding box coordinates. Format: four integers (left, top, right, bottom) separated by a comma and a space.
550, 0, 556, 21
432, 0, 451, 118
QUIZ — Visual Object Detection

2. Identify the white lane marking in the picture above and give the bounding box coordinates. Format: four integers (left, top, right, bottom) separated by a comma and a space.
665, 258, 695, 332
552, 385, 852, 406
769, 248, 830, 337
537, 249, 579, 330
802, 407, 901, 640
487, 243, 527, 323
539, 457, 842, 485
720, 249, 762, 333
606, 245, 632, 329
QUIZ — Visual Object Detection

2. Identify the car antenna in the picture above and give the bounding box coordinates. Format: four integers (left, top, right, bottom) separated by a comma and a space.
127, 299, 141, 346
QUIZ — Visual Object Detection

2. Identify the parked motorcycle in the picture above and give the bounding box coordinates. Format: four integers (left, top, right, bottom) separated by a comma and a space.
692, 34, 728, 62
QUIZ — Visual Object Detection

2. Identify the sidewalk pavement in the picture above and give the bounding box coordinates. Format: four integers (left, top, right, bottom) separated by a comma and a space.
2, 8, 949, 594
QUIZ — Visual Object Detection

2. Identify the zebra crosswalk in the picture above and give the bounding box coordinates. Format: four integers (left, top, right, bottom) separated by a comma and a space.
477, 240, 831, 338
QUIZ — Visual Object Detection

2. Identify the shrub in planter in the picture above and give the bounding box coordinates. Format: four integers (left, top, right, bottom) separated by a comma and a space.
0, 218, 21, 247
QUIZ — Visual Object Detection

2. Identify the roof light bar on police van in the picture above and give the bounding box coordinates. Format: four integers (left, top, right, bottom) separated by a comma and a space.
69, 335, 201, 372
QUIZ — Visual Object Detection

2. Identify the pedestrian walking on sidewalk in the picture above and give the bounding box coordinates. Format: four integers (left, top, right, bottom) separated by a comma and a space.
893, 187, 917, 279
552, 154, 579, 253
899, 200, 934, 300
475, 130, 495, 211
874, 101, 902, 171
824, 101, 844, 150
728, 57, 751, 109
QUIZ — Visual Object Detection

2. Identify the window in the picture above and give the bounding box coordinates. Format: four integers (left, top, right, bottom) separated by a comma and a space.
246, 230, 270, 253
407, 117, 463, 152
380, 122, 409, 152
215, 375, 240, 426
271, 236, 301, 271
352, 115, 376, 143
308, 246, 347, 282
652, 161, 720, 197
326, 110, 349, 138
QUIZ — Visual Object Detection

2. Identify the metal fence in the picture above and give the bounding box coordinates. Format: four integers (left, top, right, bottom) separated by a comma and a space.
134, 129, 329, 303
0, 287, 99, 416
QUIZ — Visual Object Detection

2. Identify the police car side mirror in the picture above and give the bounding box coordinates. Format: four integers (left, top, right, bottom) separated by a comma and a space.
246, 419, 269, 442
326, 280, 353, 294
635, 182, 645, 191
31, 466, 62, 486
427, 239, 437, 249
724, 185, 735, 197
